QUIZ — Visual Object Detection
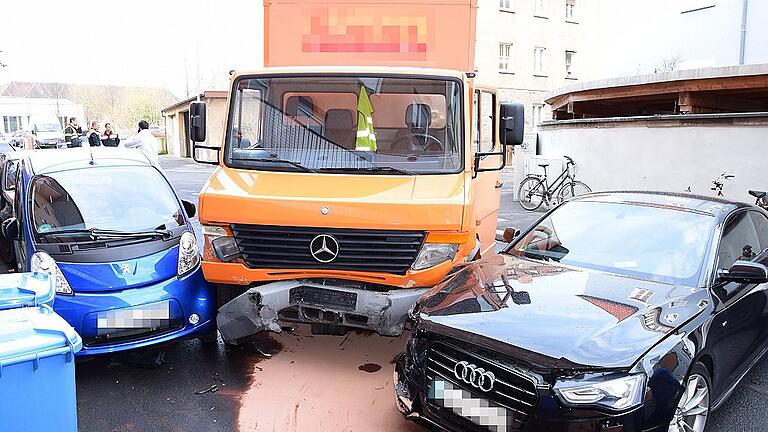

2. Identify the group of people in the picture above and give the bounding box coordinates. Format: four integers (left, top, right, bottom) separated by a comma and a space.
62, 117, 159, 164
63, 117, 120, 147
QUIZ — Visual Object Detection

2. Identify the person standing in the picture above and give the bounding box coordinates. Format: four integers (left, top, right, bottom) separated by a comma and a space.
64, 117, 83, 148
120, 120, 159, 165
87, 121, 102, 147
100, 123, 120, 147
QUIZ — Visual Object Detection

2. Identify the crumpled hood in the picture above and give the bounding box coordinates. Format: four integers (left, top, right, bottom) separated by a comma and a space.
200, 167, 466, 231
58, 246, 179, 293
418, 254, 710, 370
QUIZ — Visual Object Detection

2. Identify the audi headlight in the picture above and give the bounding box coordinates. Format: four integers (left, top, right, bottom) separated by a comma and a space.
177, 231, 200, 276
554, 373, 646, 411
412, 243, 458, 270
30, 251, 73, 295
202, 224, 241, 262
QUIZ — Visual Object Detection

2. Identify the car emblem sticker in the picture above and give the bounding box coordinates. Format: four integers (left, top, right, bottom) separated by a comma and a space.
309, 234, 340, 263
119, 263, 133, 275
628, 288, 654, 304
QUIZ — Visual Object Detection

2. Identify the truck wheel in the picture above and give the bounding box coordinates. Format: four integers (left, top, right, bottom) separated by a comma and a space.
216, 284, 248, 309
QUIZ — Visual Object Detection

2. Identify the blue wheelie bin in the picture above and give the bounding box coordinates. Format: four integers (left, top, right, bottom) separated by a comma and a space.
0, 273, 82, 432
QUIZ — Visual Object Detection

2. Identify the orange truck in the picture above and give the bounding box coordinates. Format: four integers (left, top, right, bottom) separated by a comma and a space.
190, 0, 525, 343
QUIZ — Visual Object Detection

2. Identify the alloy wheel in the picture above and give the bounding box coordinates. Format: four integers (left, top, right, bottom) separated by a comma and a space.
669, 374, 710, 432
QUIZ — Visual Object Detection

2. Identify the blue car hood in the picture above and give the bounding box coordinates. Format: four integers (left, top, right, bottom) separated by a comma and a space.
58, 246, 179, 293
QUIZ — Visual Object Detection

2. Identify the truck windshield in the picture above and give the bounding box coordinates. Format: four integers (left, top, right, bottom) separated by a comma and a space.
224, 75, 463, 174
35, 124, 61, 132
30, 166, 184, 242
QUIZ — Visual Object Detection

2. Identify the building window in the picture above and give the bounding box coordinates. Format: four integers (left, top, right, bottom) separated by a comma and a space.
3, 116, 20, 133
565, 0, 576, 21
565, 50, 576, 77
534, 0, 546, 16
532, 104, 544, 130
534, 47, 547, 75
499, 0, 513, 12
499, 43, 513, 72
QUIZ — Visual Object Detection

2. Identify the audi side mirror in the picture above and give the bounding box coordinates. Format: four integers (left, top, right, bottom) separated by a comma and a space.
718, 260, 768, 284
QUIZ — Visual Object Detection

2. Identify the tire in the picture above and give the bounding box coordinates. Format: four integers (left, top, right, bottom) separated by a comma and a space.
669, 362, 711, 432
518, 177, 546, 211
0, 231, 16, 267
557, 180, 592, 202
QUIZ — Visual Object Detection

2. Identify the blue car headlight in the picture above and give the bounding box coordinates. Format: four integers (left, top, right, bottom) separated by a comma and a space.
177, 231, 200, 276
30, 251, 73, 295
554, 373, 646, 411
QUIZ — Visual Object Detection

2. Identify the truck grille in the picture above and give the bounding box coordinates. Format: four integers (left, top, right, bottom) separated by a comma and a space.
426, 340, 539, 432
231, 224, 425, 275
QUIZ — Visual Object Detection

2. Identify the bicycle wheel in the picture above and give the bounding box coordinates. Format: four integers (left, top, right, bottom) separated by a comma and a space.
557, 180, 592, 202
518, 177, 546, 211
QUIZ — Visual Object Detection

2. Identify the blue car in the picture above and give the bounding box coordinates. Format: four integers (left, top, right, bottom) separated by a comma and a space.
2, 148, 217, 356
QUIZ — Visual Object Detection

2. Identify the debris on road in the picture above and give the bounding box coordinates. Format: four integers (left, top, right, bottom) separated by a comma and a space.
358, 363, 382, 373
194, 385, 219, 395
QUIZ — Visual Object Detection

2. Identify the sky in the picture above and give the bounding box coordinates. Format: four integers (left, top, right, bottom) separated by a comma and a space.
0, 0, 763, 99
0, 0, 264, 98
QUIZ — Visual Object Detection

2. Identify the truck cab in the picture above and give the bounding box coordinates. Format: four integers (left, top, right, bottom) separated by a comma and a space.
193, 0, 525, 343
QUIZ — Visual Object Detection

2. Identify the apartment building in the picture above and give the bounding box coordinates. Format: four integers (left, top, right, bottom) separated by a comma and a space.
474, 0, 598, 146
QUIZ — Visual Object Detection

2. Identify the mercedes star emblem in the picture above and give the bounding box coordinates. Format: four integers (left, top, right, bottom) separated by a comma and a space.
321, 206, 330, 215
309, 234, 340, 263
454, 360, 496, 392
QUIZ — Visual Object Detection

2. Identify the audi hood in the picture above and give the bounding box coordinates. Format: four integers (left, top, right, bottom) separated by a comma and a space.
416, 254, 710, 371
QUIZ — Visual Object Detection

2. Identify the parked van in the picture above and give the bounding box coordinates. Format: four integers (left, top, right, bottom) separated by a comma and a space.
1, 148, 217, 355
29, 116, 65, 149
192, 0, 525, 343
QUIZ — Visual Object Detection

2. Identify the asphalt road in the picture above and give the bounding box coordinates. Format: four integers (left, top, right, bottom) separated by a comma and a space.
69, 156, 768, 432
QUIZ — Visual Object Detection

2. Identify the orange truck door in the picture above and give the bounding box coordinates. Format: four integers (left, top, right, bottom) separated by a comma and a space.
471, 88, 501, 257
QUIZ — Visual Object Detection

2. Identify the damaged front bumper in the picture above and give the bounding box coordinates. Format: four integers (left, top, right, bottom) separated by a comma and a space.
217, 279, 429, 344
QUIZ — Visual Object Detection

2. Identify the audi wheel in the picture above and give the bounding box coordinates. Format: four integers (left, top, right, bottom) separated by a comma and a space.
669, 363, 710, 432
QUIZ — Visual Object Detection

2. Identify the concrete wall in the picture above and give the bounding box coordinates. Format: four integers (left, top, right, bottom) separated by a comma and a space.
536, 116, 768, 204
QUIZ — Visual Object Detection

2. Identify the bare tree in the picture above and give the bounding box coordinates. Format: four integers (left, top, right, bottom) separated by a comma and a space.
657, 55, 683, 73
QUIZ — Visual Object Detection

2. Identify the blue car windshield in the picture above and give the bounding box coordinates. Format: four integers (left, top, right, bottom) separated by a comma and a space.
30, 166, 184, 239
507, 200, 716, 286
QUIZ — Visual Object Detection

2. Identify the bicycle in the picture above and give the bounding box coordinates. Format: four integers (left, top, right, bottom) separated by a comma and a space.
749, 190, 767, 210
711, 172, 735, 197
518, 155, 591, 211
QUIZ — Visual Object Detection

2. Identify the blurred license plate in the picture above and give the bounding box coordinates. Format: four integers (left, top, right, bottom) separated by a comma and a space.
428, 378, 510, 432
97, 302, 171, 336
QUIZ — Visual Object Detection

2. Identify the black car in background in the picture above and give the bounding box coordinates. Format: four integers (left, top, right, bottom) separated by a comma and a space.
395, 192, 768, 432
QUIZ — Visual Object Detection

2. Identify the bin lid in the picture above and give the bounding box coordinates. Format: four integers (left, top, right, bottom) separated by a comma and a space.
0, 272, 55, 311
0, 305, 82, 368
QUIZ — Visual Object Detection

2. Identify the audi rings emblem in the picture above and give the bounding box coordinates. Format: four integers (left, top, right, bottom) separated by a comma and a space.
454, 361, 496, 392
310, 234, 340, 263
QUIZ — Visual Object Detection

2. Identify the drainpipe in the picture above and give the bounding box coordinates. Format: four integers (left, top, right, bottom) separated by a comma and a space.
739, 0, 749, 65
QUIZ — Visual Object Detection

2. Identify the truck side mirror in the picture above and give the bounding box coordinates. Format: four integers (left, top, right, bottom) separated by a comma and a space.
189, 101, 220, 165
502, 227, 519, 243
189, 101, 207, 143
2, 218, 19, 241
499, 103, 525, 146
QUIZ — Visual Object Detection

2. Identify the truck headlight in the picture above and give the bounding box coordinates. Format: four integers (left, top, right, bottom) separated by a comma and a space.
554, 373, 646, 411
30, 251, 73, 295
412, 243, 458, 270
177, 231, 200, 276
202, 224, 241, 262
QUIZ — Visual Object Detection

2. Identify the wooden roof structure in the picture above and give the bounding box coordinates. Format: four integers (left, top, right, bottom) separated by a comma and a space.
545, 64, 768, 120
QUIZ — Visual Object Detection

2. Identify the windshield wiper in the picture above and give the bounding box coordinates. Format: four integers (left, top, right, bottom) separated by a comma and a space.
38, 228, 172, 241
247, 157, 317, 173
317, 166, 414, 175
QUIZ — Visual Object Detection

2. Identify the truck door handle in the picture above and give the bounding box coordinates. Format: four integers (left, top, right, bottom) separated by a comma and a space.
495, 182, 503, 189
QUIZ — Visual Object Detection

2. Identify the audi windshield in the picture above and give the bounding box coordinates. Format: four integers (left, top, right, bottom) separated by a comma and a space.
224, 75, 464, 175
507, 200, 716, 286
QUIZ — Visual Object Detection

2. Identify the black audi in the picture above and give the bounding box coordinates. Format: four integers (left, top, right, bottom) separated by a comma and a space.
394, 192, 768, 432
